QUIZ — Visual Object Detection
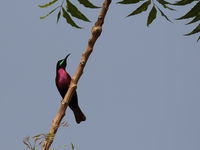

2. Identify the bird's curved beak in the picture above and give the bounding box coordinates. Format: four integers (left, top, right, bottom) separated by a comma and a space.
64, 53, 71, 61
59, 53, 71, 67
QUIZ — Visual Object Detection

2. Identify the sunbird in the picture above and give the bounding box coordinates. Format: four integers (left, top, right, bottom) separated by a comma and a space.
56, 53, 86, 124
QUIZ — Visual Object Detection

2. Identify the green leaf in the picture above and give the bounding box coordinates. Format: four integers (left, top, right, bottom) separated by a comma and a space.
173, 0, 194, 6
184, 23, 200, 36
40, 7, 58, 19
147, 6, 157, 26
117, 0, 142, 4
177, 1, 200, 20
67, 0, 90, 22
157, 7, 172, 22
157, 0, 171, 5
77, 0, 100, 8
186, 15, 200, 25
57, 10, 61, 23
127, 0, 151, 17
157, 0, 175, 11
62, 7, 82, 29
38, 0, 58, 8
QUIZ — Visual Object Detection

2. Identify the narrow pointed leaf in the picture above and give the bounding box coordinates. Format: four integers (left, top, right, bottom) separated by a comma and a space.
157, 0, 175, 11
157, 7, 172, 22
184, 23, 200, 36
186, 15, 200, 25
57, 10, 61, 23
177, 1, 200, 20
40, 7, 58, 19
62, 8, 82, 29
173, 0, 194, 5
147, 6, 157, 26
77, 0, 100, 8
33, 134, 41, 138
67, 0, 90, 22
157, 0, 171, 5
127, 0, 151, 17
117, 0, 142, 4
38, 0, 58, 8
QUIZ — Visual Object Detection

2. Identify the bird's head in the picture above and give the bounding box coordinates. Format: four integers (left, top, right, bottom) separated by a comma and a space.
56, 53, 71, 71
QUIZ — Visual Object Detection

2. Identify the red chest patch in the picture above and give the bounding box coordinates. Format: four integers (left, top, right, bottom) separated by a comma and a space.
56, 68, 71, 90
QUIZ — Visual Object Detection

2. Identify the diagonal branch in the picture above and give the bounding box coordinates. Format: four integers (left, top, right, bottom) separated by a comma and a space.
42, 0, 112, 150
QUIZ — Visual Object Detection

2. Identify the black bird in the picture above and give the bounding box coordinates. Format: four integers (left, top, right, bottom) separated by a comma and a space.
56, 53, 86, 124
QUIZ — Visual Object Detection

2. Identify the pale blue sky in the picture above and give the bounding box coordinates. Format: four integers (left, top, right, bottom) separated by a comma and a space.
0, 0, 200, 150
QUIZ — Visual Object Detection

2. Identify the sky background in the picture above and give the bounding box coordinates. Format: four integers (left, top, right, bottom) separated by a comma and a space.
0, 0, 200, 150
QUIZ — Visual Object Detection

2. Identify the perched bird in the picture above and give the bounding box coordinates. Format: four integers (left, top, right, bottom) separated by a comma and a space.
56, 53, 86, 124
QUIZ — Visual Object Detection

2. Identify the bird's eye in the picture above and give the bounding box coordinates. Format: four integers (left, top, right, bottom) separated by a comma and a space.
59, 59, 65, 66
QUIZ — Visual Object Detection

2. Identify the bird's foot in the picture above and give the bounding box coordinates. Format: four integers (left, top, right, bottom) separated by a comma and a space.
61, 100, 65, 105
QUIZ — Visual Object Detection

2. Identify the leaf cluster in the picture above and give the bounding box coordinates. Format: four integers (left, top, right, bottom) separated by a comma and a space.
117, 0, 200, 41
117, 0, 174, 26
38, 0, 200, 41
23, 134, 73, 150
38, 0, 100, 28
174, 0, 200, 41
23, 134, 49, 150
23, 120, 70, 150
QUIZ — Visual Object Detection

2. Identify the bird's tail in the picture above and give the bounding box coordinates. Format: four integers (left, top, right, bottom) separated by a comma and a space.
72, 106, 86, 124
